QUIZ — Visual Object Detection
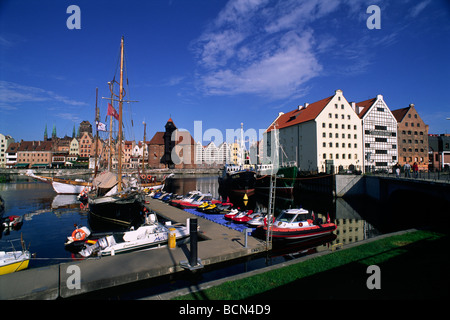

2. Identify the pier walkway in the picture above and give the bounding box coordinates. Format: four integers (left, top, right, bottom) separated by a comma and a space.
0, 198, 266, 300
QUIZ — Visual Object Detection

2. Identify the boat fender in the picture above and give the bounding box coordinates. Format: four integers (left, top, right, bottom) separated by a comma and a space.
298, 222, 303, 227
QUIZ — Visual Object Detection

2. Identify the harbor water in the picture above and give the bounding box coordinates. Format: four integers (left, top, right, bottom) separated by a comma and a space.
0, 174, 438, 298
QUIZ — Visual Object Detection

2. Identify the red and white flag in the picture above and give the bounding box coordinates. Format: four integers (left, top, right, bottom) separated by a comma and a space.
107, 103, 119, 120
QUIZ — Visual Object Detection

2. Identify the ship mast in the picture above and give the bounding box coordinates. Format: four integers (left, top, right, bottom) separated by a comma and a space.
117, 36, 124, 192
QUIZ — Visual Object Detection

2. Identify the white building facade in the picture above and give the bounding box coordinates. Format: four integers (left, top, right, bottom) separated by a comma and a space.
267, 89, 364, 173
354, 94, 398, 173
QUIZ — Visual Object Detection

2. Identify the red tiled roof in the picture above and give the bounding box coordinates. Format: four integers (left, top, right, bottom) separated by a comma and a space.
17, 141, 52, 152
355, 97, 377, 118
267, 95, 334, 132
149, 132, 165, 145
391, 106, 410, 122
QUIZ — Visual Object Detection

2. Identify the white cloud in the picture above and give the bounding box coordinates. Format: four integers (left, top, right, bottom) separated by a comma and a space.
192, 0, 353, 99
0, 81, 88, 106
409, 0, 431, 18
201, 31, 321, 98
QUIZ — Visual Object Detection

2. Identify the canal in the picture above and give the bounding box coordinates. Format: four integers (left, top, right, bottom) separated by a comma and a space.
0, 174, 445, 299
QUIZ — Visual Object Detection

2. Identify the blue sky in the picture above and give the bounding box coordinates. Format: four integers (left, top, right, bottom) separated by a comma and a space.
1, 0, 449, 145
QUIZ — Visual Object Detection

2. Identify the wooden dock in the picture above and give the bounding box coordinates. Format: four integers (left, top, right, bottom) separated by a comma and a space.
0, 197, 266, 300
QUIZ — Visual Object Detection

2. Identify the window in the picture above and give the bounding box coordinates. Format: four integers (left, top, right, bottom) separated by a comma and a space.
323, 132, 326, 137
322, 123, 325, 128
329, 113, 332, 118
323, 153, 326, 159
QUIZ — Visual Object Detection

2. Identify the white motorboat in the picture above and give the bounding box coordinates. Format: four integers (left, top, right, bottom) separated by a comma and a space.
66, 213, 190, 257
247, 214, 266, 227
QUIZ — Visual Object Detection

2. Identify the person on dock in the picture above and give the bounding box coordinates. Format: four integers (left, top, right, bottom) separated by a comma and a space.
403, 162, 411, 178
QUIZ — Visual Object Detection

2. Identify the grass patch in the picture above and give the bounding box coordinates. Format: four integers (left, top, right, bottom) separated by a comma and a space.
173, 230, 448, 300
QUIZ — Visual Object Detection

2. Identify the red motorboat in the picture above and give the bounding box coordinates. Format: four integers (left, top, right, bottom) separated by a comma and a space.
261, 208, 336, 240
169, 190, 201, 207
178, 193, 220, 210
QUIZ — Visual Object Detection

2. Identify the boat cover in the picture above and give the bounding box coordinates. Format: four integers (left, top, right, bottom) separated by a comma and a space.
92, 171, 118, 189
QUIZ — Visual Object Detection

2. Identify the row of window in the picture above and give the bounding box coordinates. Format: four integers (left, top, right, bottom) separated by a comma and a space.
401, 139, 425, 144
403, 148, 426, 153
404, 122, 421, 127
322, 123, 358, 130
323, 153, 358, 160
322, 142, 358, 148
322, 132, 358, 139
401, 130, 425, 136
327, 113, 355, 121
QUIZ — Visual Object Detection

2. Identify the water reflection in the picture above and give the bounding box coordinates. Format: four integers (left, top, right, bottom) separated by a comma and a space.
0, 174, 410, 270
167, 175, 384, 249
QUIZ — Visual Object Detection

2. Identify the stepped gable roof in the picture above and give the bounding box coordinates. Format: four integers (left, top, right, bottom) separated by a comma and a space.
149, 132, 165, 145
391, 106, 410, 122
355, 97, 377, 118
267, 95, 334, 132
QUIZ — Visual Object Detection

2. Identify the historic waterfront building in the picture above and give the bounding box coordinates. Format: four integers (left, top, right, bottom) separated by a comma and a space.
354, 94, 398, 173
16, 140, 53, 168
195, 141, 232, 167
392, 104, 429, 171
266, 89, 364, 173
428, 134, 450, 170
148, 118, 196, 169
0, 133, 14, 168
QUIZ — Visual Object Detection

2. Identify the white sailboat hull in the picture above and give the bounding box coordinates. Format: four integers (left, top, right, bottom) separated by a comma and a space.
52, 181, 88, 194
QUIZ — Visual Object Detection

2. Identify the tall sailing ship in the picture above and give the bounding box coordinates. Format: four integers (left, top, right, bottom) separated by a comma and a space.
87, 36, 162, 228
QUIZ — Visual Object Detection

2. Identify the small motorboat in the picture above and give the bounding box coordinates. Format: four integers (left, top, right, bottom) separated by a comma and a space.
169, 190, 202, 207
224, 208, 240, 220
178, 193, 220, 210
232, 210, 256, 223
2, 215, 24, 230
260, 208, 336, 240
0, 238, 31, 275
65, 212, 190, 257
247, 214, 266, 227
196, 201, 212, 212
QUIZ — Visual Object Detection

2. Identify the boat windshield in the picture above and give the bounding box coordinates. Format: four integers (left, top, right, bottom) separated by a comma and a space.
277, 211, 309, 223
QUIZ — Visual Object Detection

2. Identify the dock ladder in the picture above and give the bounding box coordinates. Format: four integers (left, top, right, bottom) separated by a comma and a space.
266, 174, 276, 250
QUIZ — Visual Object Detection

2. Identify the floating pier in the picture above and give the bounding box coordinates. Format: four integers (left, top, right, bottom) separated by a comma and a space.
0, 197, 266, 300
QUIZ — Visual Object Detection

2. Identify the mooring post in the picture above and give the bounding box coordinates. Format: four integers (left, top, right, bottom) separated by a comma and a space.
189, 218, 198, 266
180, 218, 203, 270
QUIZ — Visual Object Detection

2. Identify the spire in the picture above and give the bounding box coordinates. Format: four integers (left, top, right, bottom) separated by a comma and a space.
52, 124, 57, 139
44, 124, 48, 141
72, 124, 76, 138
